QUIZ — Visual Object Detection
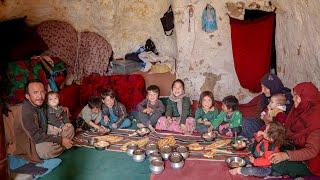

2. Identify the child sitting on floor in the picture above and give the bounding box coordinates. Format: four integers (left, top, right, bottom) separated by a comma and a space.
101, 88, 131, 129
46, 91, 74, 140
156, 79, 195, 134
195, 91, 219, 134
260, 93, 287, 126
211, 95, 242, 137
76, 96, 105, 132
137, 85, 165, 132
229, 121, 286, 177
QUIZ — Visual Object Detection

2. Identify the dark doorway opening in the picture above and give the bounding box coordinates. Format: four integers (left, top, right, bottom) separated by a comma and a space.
244, 9, 277, 74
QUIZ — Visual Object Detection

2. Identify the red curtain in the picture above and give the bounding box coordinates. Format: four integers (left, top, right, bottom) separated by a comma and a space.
230, 14, 275, 92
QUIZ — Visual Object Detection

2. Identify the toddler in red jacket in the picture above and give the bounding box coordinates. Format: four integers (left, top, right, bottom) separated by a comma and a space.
230, 121, 286, 177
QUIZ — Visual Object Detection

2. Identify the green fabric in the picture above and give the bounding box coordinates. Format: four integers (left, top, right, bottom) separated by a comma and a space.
40, 147, 150, 180
165, 96, 192, 123
271, 160, 311, 177
159, 97, 169, 109
211, 110, 242, 129
195, 107, 219, 125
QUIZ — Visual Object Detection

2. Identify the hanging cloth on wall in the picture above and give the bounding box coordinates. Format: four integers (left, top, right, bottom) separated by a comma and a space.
201, 4, 217, 33
160, 5, 174, 36
230, 14, 275, 92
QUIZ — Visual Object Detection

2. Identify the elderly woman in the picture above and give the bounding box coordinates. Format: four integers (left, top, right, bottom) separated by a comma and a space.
270, 82, 320, 177
241, 73, 293, 138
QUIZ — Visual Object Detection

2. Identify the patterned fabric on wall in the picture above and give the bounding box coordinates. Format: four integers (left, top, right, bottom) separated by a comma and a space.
77, 32, 112, 81
36, 20, 112, 81
36, 20, 78, 75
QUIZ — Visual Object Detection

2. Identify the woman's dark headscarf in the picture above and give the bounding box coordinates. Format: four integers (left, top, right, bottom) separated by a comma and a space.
260, 73, 293, 113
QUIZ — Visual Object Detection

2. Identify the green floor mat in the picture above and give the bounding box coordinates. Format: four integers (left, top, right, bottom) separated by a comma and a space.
40, 147, 150, 180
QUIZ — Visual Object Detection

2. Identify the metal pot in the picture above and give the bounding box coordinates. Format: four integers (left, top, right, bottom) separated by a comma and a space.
169, 152, 184, 169
126, 143, 138, 156
149, 159, 164, 174
146, 143, 158, 156
160, 145, 172, 160
176, 146, 189, 159
225, 156, 246, 169
132, 149, 146, 162
149, 152, 162, 162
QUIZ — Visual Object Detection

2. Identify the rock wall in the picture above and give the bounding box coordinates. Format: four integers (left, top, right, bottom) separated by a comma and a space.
274, 0, 320, 89
1, 0, 319, 102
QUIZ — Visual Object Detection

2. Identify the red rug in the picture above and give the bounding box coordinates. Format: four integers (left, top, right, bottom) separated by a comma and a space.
150, 159, 262, 180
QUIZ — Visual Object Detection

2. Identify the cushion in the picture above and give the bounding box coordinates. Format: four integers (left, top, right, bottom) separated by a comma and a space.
58, 84, 80, 121
80, 74, 146, 113
77, 31, 112, 80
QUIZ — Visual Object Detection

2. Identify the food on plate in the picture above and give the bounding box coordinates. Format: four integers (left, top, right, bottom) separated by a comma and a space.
157, 136, 176, 148
187, 143, 204, 151
95, 135, 124, 144
205, 139, 231, 150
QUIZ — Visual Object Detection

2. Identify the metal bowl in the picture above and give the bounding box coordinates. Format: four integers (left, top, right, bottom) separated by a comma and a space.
149, 159, 164, 174
126, 143, 139, 156
176, 146, 189, 159
94, 140, 110, 150
201, 131, 217, 142
146, 143, 158, 156
149, 152, 162, 162
136, 127, 151, 137
132, 149, 146, 162
232, 140, 247, 151
225, 156, 246, 169
160, 145, 172, 160
169, 152, 184, 169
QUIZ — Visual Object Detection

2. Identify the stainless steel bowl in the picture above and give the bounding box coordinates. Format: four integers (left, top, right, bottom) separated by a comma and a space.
225, 156, 246, 168
146, 143, 159, 156
136, 127, 151, 137
149, 159, 164, 174
160, 145, 172, 160
132, 149, 146, 162
169, 152, 184, 169
201, 131, 217, 142
126, 143, 139, 156
149, 152, 162, 162
232, 140, 247, 151
176, 146, 189, 159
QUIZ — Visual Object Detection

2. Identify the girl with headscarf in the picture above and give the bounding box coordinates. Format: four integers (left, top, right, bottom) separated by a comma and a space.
241, 73, 293, 138
270, 82, 320, 177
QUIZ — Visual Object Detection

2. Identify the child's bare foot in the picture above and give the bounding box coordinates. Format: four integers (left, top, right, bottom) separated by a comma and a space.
229, 167, 241, 175
137, 123, 145, 129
